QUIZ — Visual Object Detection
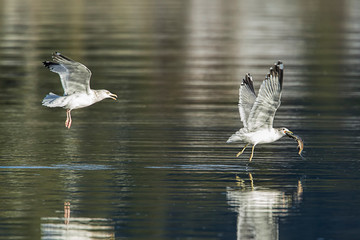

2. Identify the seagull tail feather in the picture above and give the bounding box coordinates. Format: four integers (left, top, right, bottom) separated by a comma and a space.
42, 92, 61, 107
226, 133, 243, 143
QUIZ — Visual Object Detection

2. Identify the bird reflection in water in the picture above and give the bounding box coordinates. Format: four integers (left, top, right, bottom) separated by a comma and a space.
236, 173, 254, 190
228, 174, 303, 240
41, 201, 115, 239
64, 202, 70, 225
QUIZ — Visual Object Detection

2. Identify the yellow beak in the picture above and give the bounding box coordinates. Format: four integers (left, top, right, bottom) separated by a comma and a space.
110, 93, 118, 100
285, 130, 294, 137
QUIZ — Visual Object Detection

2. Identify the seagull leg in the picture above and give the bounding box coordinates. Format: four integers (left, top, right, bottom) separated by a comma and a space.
249, 145, 256, 162
65, 110, 72, 129
236, 143, 249, 157
67, 110, 72, 129
65, 110, 69, 127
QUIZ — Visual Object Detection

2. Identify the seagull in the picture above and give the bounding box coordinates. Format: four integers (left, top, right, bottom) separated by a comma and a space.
42, 52, 117, 129
227, 61, 303, 161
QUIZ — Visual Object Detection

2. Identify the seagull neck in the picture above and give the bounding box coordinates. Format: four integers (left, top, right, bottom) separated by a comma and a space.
92, 89, 107, 103
273, 128, 285, 140
90, 89, 102, 102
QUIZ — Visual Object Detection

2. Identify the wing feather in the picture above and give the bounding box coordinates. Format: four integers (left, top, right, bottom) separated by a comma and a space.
44, 52, 92, 95
238, 73, 257, 128
43, 61, 68, 93
246, 61, 284, 131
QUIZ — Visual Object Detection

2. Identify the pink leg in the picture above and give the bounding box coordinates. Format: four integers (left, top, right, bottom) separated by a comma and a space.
65, 110, 69, 127
65, 109, 72, 129
67, 110, 72, 129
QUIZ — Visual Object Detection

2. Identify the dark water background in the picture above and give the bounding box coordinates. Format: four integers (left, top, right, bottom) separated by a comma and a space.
0, 0, 360, 239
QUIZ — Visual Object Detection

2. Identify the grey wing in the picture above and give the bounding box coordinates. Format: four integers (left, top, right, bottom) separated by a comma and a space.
43, 61, 69, 94
238, 73, 257, 128
51, 52, 92, 95
246, 61, 284, 131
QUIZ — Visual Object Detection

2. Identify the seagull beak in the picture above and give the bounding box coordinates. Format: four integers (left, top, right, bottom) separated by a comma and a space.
109, 93, 118, 100
285, 130, 295, 138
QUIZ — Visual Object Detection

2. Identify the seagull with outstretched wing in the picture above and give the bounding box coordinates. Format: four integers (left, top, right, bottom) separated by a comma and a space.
42, 52, 117, 129
227, 61, 303, 161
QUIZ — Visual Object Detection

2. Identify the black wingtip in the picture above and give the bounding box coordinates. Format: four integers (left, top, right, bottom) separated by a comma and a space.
53, 51, 73, 61
241, 73, 255, 94
241, 73, 252, 85
270, 60, 284, 89
43, 61, 52, 68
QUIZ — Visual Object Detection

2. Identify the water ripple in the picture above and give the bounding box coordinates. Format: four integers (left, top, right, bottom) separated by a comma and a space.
0, 164, 113, 171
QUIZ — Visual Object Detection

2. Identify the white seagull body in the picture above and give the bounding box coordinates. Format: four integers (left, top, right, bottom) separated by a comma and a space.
42, 52, 117, 128
227, 61, 301, 161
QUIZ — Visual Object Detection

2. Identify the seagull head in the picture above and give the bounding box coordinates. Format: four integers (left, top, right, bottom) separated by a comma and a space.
97, 89, 118, 101
279, 127, 293, 137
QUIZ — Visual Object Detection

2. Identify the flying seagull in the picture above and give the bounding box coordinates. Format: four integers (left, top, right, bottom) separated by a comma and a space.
42, 52, 117, 129
227, 61, 303, 161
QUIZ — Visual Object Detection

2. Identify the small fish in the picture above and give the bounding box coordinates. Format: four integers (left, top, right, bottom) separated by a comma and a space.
286, 132, 304, 156
295, 137, 304, 155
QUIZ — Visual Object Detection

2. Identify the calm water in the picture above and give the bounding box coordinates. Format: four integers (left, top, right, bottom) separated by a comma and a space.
0, 0, 360, 239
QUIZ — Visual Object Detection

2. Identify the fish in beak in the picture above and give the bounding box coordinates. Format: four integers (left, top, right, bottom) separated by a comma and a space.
286, 131, 304, 156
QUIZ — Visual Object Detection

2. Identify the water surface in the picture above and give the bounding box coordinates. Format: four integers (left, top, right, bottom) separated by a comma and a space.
0, 0, 360, 239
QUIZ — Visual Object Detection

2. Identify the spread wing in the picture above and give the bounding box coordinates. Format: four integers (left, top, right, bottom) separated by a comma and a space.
43, 52, 92, 95
246, 61, 284, 131
238, 73, 257, 128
